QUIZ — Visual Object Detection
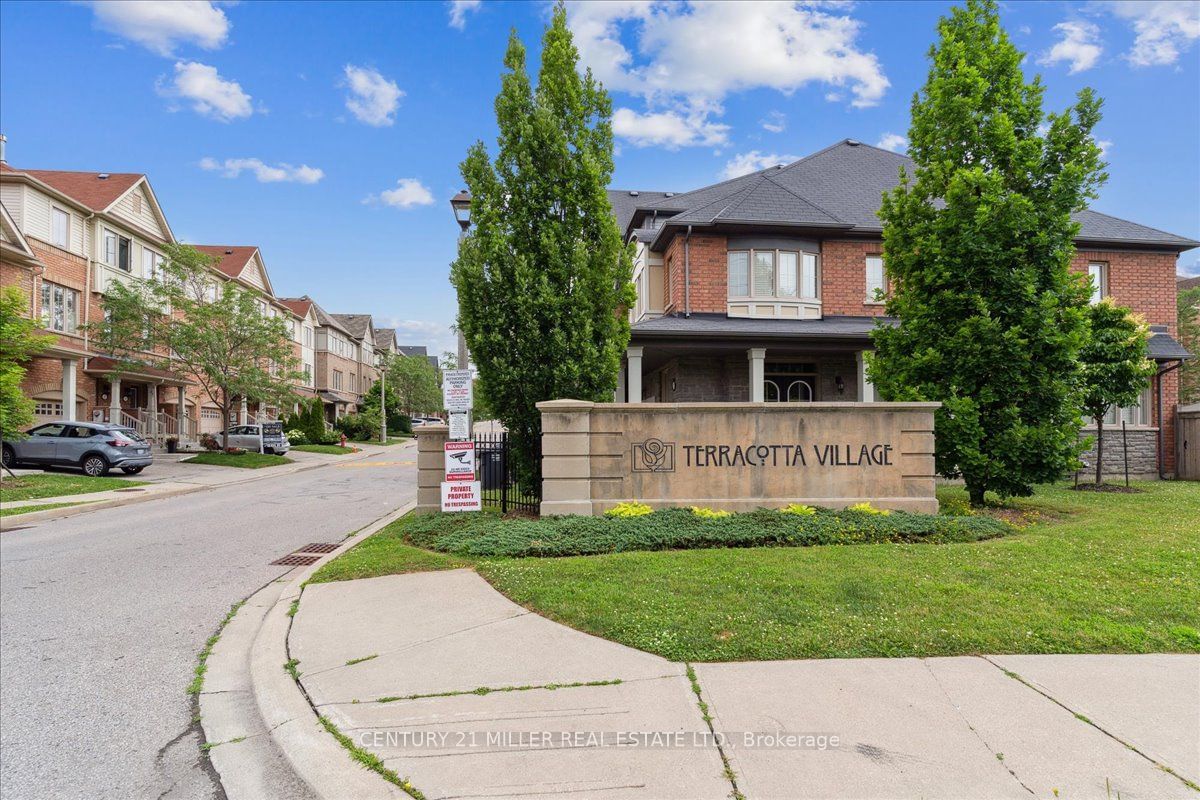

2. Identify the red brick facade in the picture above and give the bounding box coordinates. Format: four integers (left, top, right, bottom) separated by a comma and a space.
662, 233, 728, 315
820, 240, 889, 317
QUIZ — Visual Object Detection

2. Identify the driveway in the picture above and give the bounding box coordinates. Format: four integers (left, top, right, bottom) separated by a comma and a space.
0, 444, 417, 799
289, 569, 1200, 800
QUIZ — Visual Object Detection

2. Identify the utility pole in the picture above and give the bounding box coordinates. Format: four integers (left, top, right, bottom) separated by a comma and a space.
379, 364, 387, 443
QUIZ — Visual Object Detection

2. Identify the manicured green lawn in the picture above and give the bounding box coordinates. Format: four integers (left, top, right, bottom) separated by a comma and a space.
291, 444, 359, 455
0, 500, 92, 518
310, 482, 1200, 661
0, 473, 147, 502
183, 452, 292, 469
351, 436, 411, 446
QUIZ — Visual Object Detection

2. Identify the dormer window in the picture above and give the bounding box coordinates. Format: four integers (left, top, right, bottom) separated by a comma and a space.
727, 243, 821, 320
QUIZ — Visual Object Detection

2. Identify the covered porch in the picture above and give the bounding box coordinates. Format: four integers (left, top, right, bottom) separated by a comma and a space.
84, 357, 197, 444
619, 314, 886, 404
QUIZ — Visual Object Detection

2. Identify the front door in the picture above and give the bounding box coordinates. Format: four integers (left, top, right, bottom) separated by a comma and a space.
764, 362, 816, 403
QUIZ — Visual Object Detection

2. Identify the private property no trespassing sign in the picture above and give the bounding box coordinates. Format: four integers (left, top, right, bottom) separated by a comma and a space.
441, 481, 481, 512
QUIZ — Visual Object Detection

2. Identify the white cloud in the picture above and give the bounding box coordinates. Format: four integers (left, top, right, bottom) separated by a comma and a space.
720, 150, 800, 180
87, 0, 230, 56
761, 110, 786, 133
612, 107, 729, 148
1038, 20, 1103, 74
366, 178, 435, 209
1107, 1, 1200, 67
159, 61, 253, 121
1096, 138, 1113, 157
342, 65, 404, 127
875, 133, 907, 153
569, 1, 888, 147
199, 157, 324, 184
448, 0, 482, 29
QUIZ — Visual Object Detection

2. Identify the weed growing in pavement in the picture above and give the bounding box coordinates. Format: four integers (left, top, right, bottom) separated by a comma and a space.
283, 658, 301, 681
686, 664, 744, 800
188, 600, 245, 695
374, 678, 623, 704
345, 654, 378, 666
318, 715, 426, 800
287, 599, 300, 617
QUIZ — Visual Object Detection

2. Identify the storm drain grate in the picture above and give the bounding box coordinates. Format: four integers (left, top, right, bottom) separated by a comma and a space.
296, 542, 340, 554
269, 553, 322, 567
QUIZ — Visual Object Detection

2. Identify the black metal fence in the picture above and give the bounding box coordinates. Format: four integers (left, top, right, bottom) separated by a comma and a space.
474, 432, 541, 514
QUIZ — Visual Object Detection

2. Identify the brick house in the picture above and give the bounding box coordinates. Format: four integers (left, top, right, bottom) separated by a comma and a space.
278, 298, 381, 423
613, 139, 1197, 478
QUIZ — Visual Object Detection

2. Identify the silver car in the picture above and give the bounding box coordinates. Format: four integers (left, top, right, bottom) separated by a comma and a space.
215, 424, 290, 455
3, 421, 154, 476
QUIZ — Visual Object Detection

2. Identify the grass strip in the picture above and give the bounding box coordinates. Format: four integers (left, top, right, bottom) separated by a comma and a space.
373, 677, 622, 705
291, 444, 359, 455
0, 500, 92, 518
188, 600, 245, 695
183, 452, 292, 469
317, 715, 426, 799
686, 665, 744, 800
0, 473, 146, 501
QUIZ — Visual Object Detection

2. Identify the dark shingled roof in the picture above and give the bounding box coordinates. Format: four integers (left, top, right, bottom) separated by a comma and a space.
396, 345, 427, 357
606, 190, 676, 234
1176, 275, 1200, 291
1148, 325, 1193, 361
331, 313, 373, 341
618, 139, 1199, 251
631, 313, 894, 340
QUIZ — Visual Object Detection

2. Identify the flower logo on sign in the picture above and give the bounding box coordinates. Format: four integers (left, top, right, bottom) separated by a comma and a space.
632, 438, 675, 473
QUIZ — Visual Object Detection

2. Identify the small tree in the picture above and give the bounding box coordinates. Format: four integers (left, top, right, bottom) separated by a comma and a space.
90, 244, 302, 450
869, 0, 1107, 506
386, 355, 441, 416
361, 377, 409, 432
1, 286, 54, 448
1179, 285, 1200, 405
1079, 300, 1155, 485
451, 2, 635, 480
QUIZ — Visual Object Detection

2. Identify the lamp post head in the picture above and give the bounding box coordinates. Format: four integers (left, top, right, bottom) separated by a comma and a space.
450, 190, 472, 232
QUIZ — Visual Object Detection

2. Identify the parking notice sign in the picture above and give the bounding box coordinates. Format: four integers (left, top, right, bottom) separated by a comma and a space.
441, 481, 481, 512
444, 440, 476, 481
442, 369, 473, 412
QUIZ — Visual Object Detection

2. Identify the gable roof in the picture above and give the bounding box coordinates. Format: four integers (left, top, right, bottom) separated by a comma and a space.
606, 190, 678, 234
331, 313, 374, 341
629, 139, 1199, 252
0, 201, 41, 267
277, 297, 314, 318
374, 327, 397, 349
308, 300, 353, 336
396, 345, 427, 357
193, 244, 279, 297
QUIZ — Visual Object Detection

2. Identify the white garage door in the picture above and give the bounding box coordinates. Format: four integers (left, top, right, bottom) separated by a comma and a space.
33, 400, 64, 425
200, 407, 223, 434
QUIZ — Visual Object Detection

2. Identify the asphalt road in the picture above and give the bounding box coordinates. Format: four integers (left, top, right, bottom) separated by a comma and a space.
0, 445, 417, 799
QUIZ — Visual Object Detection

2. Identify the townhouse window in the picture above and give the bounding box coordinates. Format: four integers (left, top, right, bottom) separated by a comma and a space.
41, 281, 79, 334
103, 229, 131, 271
728, 249, 819, 299
142, 248, 164, 280
1088, 262, 1107, 305
52, 207, 70, 249
1102, 388, 1150, 427
865, 256, 886, 302
303, 363, 313, 386
332, 370, 343, 390
303, 327, 313, 348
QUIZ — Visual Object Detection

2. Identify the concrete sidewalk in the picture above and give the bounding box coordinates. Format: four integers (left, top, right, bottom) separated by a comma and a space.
281, 570, 1199, 800
1, 442, 412, 529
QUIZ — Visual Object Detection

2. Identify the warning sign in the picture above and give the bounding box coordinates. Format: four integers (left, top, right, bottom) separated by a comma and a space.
444, 440, 476, 481
441, 481, 481, 512
442, 369, 473, 412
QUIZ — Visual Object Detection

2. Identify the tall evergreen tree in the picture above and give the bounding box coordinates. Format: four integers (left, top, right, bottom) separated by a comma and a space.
1178, 286, 1200, 405
451, 2, 635, 480
869, 0, 1107, 506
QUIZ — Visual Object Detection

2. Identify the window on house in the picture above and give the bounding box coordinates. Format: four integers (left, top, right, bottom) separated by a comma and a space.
103, 229, 131, 271
729, 249, 819, 300
142, 248, 164, 280
303, 363, 313, 386
1088, 263, 1107, 305
1102, 388, 1150, 427
728, 252, 749, 297
304, 327, 313, 348
865, 256, 886, 302
778, 252, 797, 297
332, 370, 343, 390
52, 208, 70, 248
41, 281, 79, 333
753, 251, 775, 296
800, 253, 818, 299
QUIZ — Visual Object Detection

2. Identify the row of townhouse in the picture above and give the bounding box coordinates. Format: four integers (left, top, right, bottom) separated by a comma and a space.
608, 138, 1197, 478
0, 140, 420, 442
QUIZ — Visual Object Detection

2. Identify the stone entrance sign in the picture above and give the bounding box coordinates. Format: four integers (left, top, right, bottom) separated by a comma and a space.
537, 400, 940, 516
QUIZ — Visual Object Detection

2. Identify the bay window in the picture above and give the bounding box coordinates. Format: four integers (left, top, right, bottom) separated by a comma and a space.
728, 248, 820, 300
41, 281, 78, 334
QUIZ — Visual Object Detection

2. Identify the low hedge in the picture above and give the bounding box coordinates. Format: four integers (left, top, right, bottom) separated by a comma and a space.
399, 507, 1011, 559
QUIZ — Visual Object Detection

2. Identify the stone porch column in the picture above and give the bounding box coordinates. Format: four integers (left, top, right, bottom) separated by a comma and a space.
61, 359, 77, 421
109, 377, 121, 421
748, 348, 766, 402
626, 346, 643, 403
857, 350, 875, 402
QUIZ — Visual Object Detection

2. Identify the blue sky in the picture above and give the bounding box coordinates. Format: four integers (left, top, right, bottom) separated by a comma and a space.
2, 1, 1198, 354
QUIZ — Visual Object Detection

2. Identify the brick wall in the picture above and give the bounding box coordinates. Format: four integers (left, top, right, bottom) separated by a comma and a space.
821, 240, 889, 317
662, 233, 727, 314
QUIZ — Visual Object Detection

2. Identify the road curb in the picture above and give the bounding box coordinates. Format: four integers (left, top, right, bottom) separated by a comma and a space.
203, 500, 416, 799
0, 442, 410, 531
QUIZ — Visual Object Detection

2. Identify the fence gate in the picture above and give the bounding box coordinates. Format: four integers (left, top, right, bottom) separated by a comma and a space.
473, 432, 541, 514
1178, 405, 1200, 480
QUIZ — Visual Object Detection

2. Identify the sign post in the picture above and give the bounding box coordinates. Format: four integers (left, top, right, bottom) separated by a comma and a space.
441, 368, 477, 511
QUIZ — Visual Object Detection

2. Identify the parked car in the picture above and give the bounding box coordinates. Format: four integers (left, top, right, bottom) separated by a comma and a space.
214, 424, 290, 455
2, 421, 153, 476
411, 417, 445, 428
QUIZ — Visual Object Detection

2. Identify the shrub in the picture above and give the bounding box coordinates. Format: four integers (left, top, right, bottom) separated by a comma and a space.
846, 502, 890, 516
335, 410, 381, 441
605, 501, 653, 518
396, 414, 413, 435
780, 503, 816, 516
939, 496, 975, 517
199, 433, 222, 451
286, 429, 308, 445
691, 506, 732, 519
398, 506, 1011, 559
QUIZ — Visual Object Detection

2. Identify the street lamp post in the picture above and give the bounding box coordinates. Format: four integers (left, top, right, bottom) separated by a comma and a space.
450, 190, 472, 370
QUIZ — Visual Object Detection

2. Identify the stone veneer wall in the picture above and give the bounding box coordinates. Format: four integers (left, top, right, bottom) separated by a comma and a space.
1077, 427, 1159, 480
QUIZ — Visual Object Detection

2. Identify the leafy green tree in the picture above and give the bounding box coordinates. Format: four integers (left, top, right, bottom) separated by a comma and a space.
1, 286, 54, 446
385, 354, 442, 416
869, 0, 1106, 506
1179, 286, 1200, 405
1078, 299, 1155, 485
450, 2, 635, 480
88, 243, 302, 450
361, 377, 410, 434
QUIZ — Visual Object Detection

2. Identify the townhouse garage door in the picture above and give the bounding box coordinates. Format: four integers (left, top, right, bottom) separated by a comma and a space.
199, 407, 224, 435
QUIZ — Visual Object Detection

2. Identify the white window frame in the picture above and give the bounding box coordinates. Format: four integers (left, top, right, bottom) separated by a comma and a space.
1102, 387, 1151, 427
728, 248, 820, 301
41, 281, 79, 334
142, 247, 164, 280
865, 255, 887, 303
52, 207, 70, 249
1088, 262, 1107, 305
103, 228, 132, 271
